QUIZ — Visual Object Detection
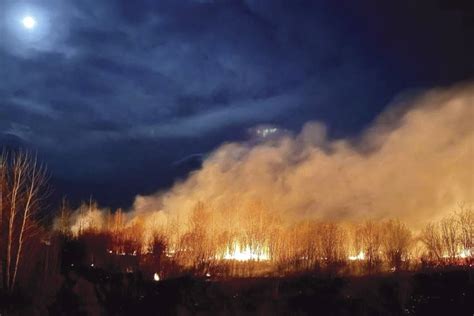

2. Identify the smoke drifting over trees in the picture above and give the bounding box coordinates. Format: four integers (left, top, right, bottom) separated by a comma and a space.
131, 83, 473, 228
57, 83, 473, 277
0, 84, 472, 312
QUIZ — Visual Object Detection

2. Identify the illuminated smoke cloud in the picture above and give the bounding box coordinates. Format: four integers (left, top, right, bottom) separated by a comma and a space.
134, 83, 473, 228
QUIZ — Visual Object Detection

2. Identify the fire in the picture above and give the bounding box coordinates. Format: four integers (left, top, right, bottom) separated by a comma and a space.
348, 251, 365, 261
222, 241, 270, 261
153, 272, 160, 281
458, 248, 472, 259
441, 248, 473, 259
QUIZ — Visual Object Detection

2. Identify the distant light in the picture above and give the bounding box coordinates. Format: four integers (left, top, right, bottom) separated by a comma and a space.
22, 16, 36, 29
153, 272, 160, 281
256, 127, 278, 138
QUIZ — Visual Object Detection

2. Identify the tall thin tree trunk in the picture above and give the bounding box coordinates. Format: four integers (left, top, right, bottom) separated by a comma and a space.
0, 152, 46, 292
12, 164, 37, 290
6, 172, 20, 291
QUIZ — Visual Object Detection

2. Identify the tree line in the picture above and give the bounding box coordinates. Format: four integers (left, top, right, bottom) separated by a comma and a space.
0, 151, 472, 293
57, 199, 473, 278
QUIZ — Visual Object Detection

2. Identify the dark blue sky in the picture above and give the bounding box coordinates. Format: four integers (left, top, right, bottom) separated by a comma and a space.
1, 0, 473, 208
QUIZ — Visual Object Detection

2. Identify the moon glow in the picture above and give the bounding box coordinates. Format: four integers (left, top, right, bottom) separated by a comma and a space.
22, 16, 37, 29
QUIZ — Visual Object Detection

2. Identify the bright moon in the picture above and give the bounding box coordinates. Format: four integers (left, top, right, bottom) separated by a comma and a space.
22, 16, 37, 29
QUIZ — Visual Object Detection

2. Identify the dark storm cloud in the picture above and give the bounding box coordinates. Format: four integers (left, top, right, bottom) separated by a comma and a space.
1, 0, 473, 207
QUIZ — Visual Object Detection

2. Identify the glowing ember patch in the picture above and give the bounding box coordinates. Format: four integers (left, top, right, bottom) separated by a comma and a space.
441, 248, 472, 259
458, 249, 472, 259
222, 241, 270, 261
348, 251, 365, 261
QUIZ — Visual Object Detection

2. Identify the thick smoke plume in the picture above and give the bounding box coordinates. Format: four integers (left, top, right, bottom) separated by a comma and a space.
131, 83, 473, 229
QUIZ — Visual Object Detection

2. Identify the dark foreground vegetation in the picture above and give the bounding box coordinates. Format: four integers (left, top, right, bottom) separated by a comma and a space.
0, 265, 473, 315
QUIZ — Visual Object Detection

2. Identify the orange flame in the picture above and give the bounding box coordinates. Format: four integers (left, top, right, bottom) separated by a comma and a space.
222, 241, 270, 261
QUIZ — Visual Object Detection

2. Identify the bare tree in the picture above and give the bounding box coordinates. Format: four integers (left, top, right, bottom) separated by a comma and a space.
185, 202, 211, 270
456, 205, 473, 256
56, 197, 72, 236
0, 151, 47, 291
381, 219, 412, 271
440, 215, 459, 262
358, 220, 382, 273
274, 221, 312, 272
421, 222, 443, 261
319, 222, 346, 265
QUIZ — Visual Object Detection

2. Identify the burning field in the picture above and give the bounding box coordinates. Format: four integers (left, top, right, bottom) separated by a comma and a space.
2, 0, 474, 313
1, 84, 473, 315
58, 83, 473, 279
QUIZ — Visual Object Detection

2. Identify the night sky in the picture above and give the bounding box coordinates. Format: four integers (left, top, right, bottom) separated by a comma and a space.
1, 0, 473, 209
